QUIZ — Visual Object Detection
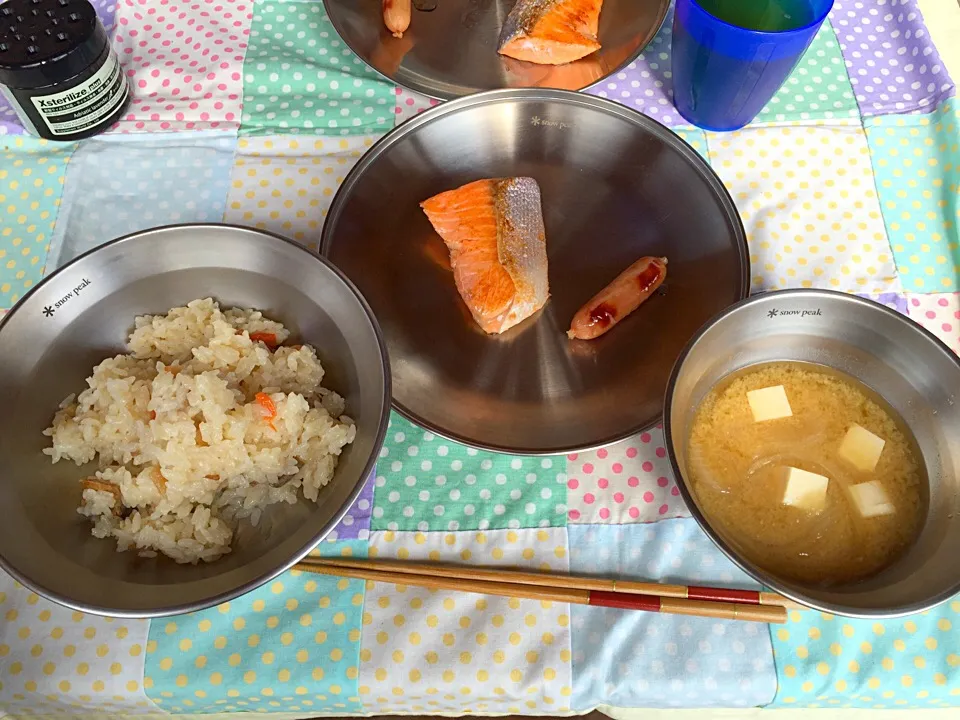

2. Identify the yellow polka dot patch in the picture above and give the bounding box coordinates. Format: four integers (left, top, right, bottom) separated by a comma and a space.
359, 528, 573, 714
0, 577, 155, 715
223, 135, 378, 250
707, 125, 899, 294
865, 98, 960, 292
770, 601, 960, 708
0, 137, 76, 310
143, 540, 366, 714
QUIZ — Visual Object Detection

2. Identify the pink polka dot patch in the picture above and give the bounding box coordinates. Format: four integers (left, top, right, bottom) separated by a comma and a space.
109, 0, 252, 133
906, 292, 960, 356
395, 86, 440, 126
565, 427, 690, 525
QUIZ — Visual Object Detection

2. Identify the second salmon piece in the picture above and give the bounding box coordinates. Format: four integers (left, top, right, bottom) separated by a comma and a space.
420, 178, 549, 335
497, 0, 604, 65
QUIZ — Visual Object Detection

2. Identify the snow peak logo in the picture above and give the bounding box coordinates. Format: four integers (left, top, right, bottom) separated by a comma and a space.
43, 278, 92, 317
767, 308, 823, 318
530, 116, 573, 129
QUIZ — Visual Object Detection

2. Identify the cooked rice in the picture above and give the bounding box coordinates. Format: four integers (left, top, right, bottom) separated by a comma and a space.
44, 298, 356, 564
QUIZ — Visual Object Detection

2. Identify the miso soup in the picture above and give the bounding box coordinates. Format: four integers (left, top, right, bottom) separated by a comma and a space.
687, 362, 925, 585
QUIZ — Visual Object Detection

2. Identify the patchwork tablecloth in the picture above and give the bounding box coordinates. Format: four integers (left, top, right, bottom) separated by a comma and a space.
2, 0, 960, 717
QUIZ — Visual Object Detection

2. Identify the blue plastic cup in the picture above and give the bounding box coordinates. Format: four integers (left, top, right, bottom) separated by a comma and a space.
671, 0, 834, 131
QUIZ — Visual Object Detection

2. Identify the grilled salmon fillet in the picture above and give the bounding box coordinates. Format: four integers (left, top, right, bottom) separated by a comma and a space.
420, 177, 549, 335
498, 0, 604, 65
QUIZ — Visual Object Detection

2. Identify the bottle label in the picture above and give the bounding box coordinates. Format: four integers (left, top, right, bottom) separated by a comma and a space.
29, 50, 128, 137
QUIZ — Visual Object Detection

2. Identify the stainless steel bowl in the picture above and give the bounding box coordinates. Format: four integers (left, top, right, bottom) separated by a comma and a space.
664, 289, 960, 617
0, 224, 391, 617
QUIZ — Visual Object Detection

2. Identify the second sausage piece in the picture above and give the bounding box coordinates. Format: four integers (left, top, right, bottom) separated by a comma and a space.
567, 256, 668, 340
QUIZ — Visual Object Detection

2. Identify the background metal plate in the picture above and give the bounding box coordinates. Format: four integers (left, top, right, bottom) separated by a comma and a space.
323, 0, 671, 100
322, 90, 749, 454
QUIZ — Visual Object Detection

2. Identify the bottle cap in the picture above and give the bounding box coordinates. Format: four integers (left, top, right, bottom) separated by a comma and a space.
0, 0, 107, 90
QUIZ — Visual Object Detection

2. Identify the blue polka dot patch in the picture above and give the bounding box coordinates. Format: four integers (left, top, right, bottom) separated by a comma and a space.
865, 98, 960, 292
46, 131, 237, 269
567, 521, 777, 710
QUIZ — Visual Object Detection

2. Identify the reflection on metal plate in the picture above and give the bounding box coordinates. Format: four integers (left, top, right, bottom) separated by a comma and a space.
322, 89, 749, 454
323, 0, 671, 100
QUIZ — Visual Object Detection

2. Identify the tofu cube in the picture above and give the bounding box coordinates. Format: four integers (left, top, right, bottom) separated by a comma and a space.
782, 467, 830, 512
838, 424, 886, 472
747, 385, 793, 422
848, 481, 896, 518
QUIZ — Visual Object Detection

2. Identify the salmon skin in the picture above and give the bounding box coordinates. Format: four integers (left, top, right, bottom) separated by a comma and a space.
497, 0, 604, 65
420, 178, 549, 335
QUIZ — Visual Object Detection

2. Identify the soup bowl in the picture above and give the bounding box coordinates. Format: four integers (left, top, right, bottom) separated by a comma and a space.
664, 289, 960, 617
0, 224, 391, 617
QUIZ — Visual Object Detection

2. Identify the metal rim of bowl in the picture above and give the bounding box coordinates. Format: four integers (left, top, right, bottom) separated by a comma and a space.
321, 87, 750, 456
662, 288, 960, 618
321, 0, 672, 101
0, 222, 393, 617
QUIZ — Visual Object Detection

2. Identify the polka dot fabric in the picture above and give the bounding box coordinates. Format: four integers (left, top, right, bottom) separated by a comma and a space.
906, 293, 960, 354
360, 529, 573, 714
860, 291, 909, 314
586, 5, 682, 126
223, 135, 377, 250
674, 128, 708, 161
327, 473, 376, 543
111, 0, 251, 133
144, 540, 367, 714
91, 0, 121, 31
240, 1, 394, 136
373, 415, 568, 533
832, 0, 955, 116
47, 131, 236, 268
752, 19, 860, 125
0, 577, 156, 716
395, 87, 439, 126
707, 125, 899, 293
565, 429, 690, 525
568, 521, 777, 710
865, 98, 960, 292
0, 100, 18, 137
0, 137, 75, 310
586, 7, 857, 126
770, 601, 960, 708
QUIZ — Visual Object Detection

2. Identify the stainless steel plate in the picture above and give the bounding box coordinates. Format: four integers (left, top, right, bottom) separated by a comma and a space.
322, 89, 749, 454
323, 0, 671, 100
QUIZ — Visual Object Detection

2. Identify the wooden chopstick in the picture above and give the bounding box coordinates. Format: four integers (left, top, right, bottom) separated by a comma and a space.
298, 556, 804, 609
294, 558, 788, 624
